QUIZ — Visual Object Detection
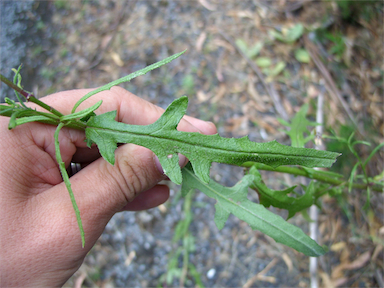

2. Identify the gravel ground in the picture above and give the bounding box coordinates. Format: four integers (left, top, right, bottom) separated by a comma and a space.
1, 1, 383, 287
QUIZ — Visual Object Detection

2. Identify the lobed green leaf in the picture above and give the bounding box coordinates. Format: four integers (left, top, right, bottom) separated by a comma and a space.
181, 164, 326, 257
248, 166, 318, 219
86, 96, 340, 185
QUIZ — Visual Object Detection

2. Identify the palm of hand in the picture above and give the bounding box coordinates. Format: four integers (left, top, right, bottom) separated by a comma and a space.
0, 118, 93, 285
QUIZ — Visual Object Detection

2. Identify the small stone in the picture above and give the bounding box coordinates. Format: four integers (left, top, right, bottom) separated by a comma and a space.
207, 268, 216, 279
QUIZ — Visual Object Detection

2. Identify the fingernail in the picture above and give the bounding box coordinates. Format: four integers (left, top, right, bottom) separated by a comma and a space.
154, 155, 164, 174
191, 119, 217, 134
154, 154, 188, 175
178, 154, 188, 167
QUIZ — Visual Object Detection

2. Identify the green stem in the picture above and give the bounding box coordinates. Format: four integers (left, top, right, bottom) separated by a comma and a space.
61, 119, 87, 130
180, 235, 189, 287
54, 123, 85, 247
242, 162, 383, 193
0, 104, 87, 130
1, 73, 29, 98
0, 73, 64, 118
180, 192, 193, 287
27, 95, 65, 118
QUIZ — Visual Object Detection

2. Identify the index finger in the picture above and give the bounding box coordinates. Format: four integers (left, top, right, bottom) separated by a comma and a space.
38, 86, 216, 135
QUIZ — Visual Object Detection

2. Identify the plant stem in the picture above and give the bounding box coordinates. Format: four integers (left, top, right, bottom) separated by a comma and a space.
27, 95, 65, 118
0, 104, 87, 130
0, 73, 64, 117
242, 162, 383, 192
180, 192, 193, 287
54, 123, 85, 247
1, 73, 29, 98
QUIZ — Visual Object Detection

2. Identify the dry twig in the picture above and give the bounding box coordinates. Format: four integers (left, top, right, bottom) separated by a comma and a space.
304, 35, 362, 135
87, 1, 137, 70
243, 258, 278, 288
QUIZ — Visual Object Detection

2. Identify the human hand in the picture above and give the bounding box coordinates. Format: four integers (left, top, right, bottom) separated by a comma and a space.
0, 86, 216, 286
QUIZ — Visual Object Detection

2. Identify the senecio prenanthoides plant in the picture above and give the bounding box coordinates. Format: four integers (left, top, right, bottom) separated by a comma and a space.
0, 51, 340, 256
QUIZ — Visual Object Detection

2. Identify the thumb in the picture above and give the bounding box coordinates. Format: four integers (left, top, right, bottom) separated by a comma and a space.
78, 142, 171, 213
44, 143, 176, 249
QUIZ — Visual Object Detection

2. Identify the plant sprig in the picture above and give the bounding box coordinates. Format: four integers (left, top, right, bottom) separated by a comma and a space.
1, 51, 341, 254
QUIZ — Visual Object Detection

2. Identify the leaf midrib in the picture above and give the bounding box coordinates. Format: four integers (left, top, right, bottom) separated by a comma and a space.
88, 126, 335, 161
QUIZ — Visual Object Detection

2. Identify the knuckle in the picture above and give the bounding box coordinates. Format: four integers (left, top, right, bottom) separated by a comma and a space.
101, 145, 157, 203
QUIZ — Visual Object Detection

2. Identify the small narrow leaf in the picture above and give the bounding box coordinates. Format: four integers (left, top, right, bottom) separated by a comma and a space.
9, 111, 19, 129
247, 42, 263, 58
268, 61, 286, 77
255, 57, 272, 68
284, 23, 304, 42
12, 66, 23, 88
12, 65, 28, 108
0, 106, 14, 117
269, 23, 304, 43
364, 142, 384, 167
1, 103, 60, 129
236, 39, 263, 58
86, 96, 340, 184
181, 164, 326, 257
60, 100, 102, 121
72, 50, 186, 113
295, 48, 310, 63
235, 39, 249, 54
54, 123, 85, 247
14, 115, 57, 127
